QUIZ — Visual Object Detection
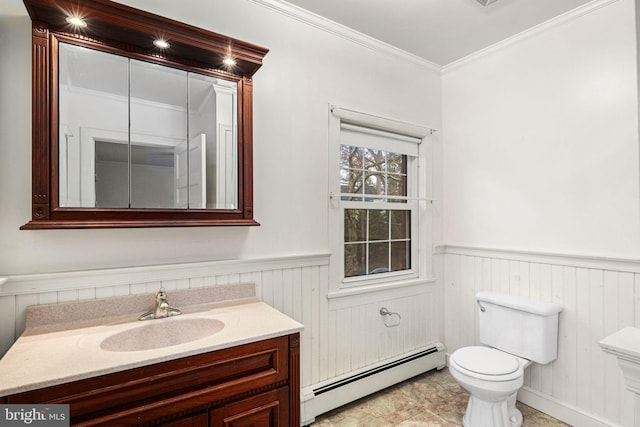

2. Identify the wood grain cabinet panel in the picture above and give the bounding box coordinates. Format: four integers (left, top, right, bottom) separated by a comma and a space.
6, 334, 300, 427
211, 387, 289, 427
157, 412, 209, 427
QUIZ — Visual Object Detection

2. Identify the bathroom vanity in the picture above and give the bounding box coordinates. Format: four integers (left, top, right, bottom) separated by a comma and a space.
0, 289, 302, 426
4, 335, 298, 426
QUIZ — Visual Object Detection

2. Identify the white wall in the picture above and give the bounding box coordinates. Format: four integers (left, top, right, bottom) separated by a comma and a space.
443, 0, 640, 259
0, 0, 441, 275
442, 0, 640, 425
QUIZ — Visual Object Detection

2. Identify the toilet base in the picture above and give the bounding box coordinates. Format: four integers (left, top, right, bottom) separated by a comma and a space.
462, 392, 522, 427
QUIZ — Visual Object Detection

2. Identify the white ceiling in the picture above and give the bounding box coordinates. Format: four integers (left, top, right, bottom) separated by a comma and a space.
282, 0, 594, 65
2, 0, 595, 66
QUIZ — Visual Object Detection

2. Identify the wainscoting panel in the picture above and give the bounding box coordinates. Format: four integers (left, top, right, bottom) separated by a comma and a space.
325, 282, 440, 380
0, 253, 443, 414
299, 279, 445, 423
443, 247, 639, 427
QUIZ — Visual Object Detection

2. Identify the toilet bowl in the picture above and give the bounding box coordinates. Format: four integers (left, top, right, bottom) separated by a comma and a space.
448, 346, 530, 427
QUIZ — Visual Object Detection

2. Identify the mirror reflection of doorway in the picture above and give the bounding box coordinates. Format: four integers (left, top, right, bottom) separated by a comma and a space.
95, 141, 175, 208
94, 139, 207, 209
174, 134, 207, 209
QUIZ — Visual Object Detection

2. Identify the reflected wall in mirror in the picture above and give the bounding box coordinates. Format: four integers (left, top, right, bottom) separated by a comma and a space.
22, 0, 268, 229
58, 43, 238, 211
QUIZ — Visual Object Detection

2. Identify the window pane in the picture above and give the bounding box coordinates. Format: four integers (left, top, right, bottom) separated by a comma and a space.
345, 242, 366, 277
390, 210, 410, 240
364, 149, 384, 173
345, 209, 366, 242
365, 172, 385, 196
340, 168, 350, 190
391, 241, 410, 271
368, 242, 389, 274
387, 152, 405, 174
341, 145, 363, 170
346, 170, 363, 196
368, 209, 389, 241
340, 146, 365, 200
387, 173, 407, 200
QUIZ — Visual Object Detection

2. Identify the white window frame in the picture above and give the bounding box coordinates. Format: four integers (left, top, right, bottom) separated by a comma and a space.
328, 105, 434, 292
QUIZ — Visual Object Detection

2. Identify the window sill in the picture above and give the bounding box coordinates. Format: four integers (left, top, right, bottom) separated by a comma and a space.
327, 277, 436, 300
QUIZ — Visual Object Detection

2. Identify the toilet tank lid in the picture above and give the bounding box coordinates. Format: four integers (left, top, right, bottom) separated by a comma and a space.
476, 291, 562, 316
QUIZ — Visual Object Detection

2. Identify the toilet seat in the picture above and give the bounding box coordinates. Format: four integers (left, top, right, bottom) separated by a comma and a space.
451, 346, 524, 382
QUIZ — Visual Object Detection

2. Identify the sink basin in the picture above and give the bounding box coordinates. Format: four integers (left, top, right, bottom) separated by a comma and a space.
100, 317, 224, 352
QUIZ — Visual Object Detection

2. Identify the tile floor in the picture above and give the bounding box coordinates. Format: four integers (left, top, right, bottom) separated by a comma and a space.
309, 368, 569, 426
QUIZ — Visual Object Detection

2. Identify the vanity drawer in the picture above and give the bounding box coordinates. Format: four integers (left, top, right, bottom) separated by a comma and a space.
7, 336, 289, 426
210, 386, 289, 426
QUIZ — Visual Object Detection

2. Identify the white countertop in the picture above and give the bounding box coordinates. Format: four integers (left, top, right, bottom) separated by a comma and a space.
0, 298, 303, 396
600, 326, 640, 362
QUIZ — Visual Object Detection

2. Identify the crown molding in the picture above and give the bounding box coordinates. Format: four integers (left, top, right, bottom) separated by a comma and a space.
246, 0, 442, 73
443, 0, 621, 73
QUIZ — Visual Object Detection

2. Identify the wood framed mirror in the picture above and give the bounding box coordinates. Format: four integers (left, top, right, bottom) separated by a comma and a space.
21, 0, 268, 229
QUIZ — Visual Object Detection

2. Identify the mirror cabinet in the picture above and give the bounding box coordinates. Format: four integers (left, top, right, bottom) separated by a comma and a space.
21, 0, 268, 229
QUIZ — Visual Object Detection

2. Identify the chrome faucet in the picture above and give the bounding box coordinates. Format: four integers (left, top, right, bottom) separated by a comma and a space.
138, 287, 182, 320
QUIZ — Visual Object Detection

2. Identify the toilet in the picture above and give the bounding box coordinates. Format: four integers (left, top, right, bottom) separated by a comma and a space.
448, 291, 562, 427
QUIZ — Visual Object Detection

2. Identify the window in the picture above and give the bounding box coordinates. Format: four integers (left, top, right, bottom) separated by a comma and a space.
341, 146, 412, 277
329, 106, 431, 289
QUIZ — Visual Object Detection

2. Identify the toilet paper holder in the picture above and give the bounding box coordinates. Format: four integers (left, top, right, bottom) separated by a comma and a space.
379, 307, 401, 327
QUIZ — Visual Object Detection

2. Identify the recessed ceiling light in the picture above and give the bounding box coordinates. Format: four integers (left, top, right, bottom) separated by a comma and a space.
476, 0, 500, 5
65, 16, 87, 28
153, 39, 170, 49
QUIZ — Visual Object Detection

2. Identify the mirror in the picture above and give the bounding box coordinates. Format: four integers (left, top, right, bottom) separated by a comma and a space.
21, 0, 268, 229
58, 43, 238, 210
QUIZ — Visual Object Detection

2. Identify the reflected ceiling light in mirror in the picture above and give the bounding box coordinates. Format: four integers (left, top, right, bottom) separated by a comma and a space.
223, 56, 237, 67
65, 16, 87, 28
153, 39, 170, 49
222, 44, 237, 70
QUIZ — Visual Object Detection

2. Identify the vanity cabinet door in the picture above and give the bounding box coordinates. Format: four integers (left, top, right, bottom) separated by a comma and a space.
210, 387, 289, 427
158, 412, 208, 427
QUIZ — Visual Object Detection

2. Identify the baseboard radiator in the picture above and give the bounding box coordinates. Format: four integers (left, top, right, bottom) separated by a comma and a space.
301, 343, 446, 425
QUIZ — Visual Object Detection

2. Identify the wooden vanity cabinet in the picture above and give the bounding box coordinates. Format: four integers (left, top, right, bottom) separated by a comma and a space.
6, 334, 300, 427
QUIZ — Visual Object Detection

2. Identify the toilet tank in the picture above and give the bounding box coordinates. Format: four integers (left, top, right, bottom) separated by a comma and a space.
477, 291, 562, 364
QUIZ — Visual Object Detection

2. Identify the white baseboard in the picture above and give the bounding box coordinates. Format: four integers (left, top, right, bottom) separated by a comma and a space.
518, 387, 617, 427
301, 344, 446, 426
